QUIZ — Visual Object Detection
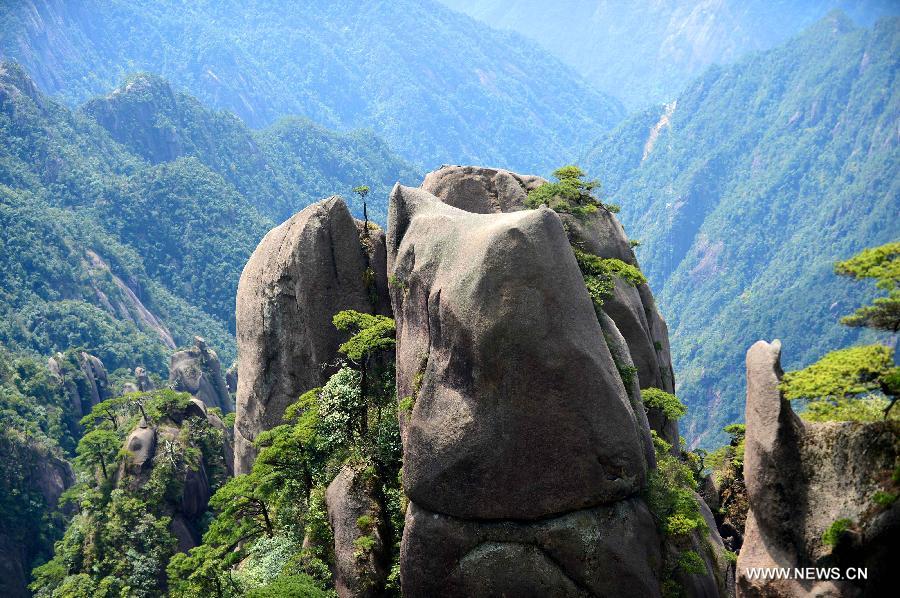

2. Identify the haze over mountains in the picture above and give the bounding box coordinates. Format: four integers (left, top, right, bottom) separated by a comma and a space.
0, 0, 623, 172
441, 0, 900, 109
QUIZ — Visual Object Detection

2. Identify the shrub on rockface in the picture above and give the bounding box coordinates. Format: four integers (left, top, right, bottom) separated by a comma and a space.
525, 165, 620, 215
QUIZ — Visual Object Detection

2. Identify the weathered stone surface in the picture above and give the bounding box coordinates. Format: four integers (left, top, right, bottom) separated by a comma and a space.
421, 165, 675, 397
401, 499, 662, 597
135, 366, 155, 391
169, 336, 232, 413
225, 364, 238, 394
123, 422, 157, 476
598, 310, 656, 468
48, 351, 112, 416
420, 164, 545, 214
79, 352, 111, 409
234, 197, 387, 474
325, 465, 390, 598
737, 340, 900, 597
388, 184, 648, 520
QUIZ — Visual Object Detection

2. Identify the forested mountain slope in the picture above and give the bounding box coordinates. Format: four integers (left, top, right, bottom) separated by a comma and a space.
0, 0, 624, 171
441, 0, 898, 109
0, 62, 417, 375
584, 13, 900, 446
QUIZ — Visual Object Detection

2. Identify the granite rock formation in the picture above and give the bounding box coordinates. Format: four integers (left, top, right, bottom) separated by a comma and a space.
47, 351, 112, 418
389, 184, 650, 520
387, 180, 690, 596
169, 336, 233, 413
234, 197, 388, 474
737, 340, 899, 597
326, 466, 391, 598
422, 165, 676, 439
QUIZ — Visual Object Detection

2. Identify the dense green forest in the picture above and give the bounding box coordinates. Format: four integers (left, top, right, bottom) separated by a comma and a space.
0, 0, 623, 171
585, 12, 900, 445
0, 62, 417, 377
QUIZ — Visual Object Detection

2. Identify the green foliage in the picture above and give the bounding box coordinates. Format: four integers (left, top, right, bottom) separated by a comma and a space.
526, 165, 618, 216
872, 490, 897, 507
573, 247, 647, 312
643, 388, 688, 420
835, 241, 900, 332
33, 389, 226, 597
724, 550, 738, 564
246, 575, 328, 598
835, 241, 900, 291
333, 311, 396, 363
645, 432, 707, 539
584, 16, 900, 446
781, 345, 898, 421
353, 535, 376, 558
168, 309, 403, 596
676, 550, 707, 575
822, 518, 853, 547
782, 345, 893, 400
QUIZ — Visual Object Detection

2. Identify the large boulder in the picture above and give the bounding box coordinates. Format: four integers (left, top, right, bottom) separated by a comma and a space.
420, 164, 545, 214
388, 184, 649, 520
737, 340, 899, 597
169, 336, 233, 413
325, 465, 391, 598
422, 165, 675, 397
234, 197, 388, 474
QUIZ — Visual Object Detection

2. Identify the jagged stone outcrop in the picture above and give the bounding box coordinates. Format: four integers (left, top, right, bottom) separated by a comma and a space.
389, 183, 669, 595
737, 340, 899, 597
135, 366, 155, 391
122, 421, 157, 478
234, 197, 388, 474
47, 351, 111, 417
169, 336, 233, 413
116, 401, 229, 551
325, 465, 391, 598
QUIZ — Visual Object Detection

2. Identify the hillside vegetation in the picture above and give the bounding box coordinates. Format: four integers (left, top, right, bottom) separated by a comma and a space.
441, 0, 898, 109
0, 62, 417, 375
584, 13, 900, 445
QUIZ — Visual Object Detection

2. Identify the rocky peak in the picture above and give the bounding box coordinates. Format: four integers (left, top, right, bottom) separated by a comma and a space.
233, 196, 390, 474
